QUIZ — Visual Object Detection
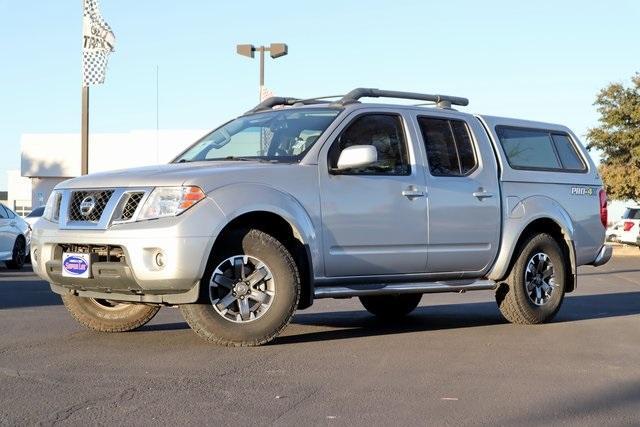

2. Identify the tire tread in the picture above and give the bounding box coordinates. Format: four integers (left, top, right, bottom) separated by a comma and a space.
61, 295, 160, 332
180, 229, 300, 347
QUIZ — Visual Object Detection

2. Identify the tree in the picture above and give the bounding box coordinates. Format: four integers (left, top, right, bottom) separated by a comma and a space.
587, 73, 640, 201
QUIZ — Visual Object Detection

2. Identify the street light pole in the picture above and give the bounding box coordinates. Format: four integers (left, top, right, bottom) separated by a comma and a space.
258, 46, 265, 88
236, 43, 288, 101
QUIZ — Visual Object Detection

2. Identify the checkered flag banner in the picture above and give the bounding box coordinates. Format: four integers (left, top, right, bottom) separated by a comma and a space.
82, 0, 116, 86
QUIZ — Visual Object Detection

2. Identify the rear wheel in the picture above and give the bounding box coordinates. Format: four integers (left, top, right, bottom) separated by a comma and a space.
61, 295, 160, 332
359, 294, 422, 319
496, 233, 567, 324
5, 236, 26, 270
180, 228, 300, 347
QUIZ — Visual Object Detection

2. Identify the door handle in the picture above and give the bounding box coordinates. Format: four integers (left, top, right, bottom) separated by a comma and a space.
402, 187, 425, 199
10, 221, 16, 226
472, 191, 494, 200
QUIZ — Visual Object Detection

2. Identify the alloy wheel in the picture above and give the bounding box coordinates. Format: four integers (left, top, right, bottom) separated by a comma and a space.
209, 255, 275, 323
524, 252, 557, 306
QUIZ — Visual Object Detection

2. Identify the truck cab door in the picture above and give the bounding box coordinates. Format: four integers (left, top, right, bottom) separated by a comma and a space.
318, 110, 429, 277
414, 113, 501, 275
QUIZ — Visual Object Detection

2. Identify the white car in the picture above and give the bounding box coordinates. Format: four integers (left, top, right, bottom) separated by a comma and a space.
0, 204, 31, 269
606, 221, 623, 242
616, 207, 640, 245
24, 206, 45, 228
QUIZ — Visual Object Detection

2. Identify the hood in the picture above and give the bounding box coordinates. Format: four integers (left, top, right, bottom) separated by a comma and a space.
57, 161, 299, 192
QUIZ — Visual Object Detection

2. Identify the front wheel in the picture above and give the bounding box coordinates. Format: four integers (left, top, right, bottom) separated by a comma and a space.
180, 229, 300, 347
496, 233, 567, 324
61, 295, 160, 332
359, 294, 422, 319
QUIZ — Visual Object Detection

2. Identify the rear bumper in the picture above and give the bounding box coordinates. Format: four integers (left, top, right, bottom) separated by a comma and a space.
590, 244, 612, 267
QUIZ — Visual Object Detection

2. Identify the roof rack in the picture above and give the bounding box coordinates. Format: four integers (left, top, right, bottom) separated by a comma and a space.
245, 97, 301, 114
337, 88, 468, 109
245, 88, 468, 114
245, 95, 344, 114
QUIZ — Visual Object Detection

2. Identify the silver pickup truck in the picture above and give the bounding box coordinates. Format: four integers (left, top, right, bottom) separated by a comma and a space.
31, 88, 612, 346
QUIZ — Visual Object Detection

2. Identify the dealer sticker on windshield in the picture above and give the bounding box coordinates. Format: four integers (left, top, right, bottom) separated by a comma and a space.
570, 186, 596, 196
62, 253, 91, 279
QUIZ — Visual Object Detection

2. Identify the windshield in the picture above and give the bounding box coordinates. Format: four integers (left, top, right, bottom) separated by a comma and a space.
174, 108, 341, 163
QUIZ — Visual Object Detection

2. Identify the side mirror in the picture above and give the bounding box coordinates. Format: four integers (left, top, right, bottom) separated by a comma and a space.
336, 145, 377, 171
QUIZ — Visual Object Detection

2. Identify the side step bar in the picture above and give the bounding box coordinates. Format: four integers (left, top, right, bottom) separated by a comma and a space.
314, 280, 496, 299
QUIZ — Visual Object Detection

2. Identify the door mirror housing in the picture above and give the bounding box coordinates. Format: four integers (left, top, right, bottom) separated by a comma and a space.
336, 145, 377, 171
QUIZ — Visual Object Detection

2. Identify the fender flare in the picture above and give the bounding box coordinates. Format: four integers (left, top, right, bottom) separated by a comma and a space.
208, 183, 321, 278
488, 195, 577, 282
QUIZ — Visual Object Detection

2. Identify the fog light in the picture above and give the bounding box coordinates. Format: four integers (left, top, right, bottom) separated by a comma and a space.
154, 251, 165, 268
33, 249, 39, 263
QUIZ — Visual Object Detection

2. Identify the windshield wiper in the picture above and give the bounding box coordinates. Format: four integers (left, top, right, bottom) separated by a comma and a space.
214, 156, 280, 163
221, 156, 255, 161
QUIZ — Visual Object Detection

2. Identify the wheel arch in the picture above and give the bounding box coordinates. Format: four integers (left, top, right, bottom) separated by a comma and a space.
207, 184, 319, 309
489, 197, 577, 292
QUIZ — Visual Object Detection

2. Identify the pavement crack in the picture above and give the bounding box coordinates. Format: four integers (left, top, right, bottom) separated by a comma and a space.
270, 387, 319, 425
37, 386, 136, 426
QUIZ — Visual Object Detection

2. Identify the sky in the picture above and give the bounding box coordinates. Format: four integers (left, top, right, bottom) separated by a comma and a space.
0, 0, 638, 190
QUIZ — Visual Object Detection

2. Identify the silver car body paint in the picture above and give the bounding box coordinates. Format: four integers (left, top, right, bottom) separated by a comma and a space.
31, 102, 608, 304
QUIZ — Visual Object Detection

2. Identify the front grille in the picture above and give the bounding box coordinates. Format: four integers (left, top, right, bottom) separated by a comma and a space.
117, 192, 144, 221
68, 190, 114, 222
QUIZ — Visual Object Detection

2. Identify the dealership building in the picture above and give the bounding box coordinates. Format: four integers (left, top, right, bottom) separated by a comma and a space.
19, 129, 207, 209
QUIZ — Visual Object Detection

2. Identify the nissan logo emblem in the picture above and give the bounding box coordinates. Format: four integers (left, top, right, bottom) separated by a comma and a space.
79, 196, 96, 217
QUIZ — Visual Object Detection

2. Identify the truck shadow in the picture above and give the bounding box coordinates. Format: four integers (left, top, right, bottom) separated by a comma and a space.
274, 291, 640, 345
0, 279, 62, 309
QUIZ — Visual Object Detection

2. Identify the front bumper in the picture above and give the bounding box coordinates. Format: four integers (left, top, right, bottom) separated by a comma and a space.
590, 244, 613, 267
31, 198, 224, 304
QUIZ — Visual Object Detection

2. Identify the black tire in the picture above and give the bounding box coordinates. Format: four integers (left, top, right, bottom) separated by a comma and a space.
496, 233, 567, 324
180, 228, 300, 347
359, 294, 422, 319
61, 295, 160, 332
5, 236, 26, 270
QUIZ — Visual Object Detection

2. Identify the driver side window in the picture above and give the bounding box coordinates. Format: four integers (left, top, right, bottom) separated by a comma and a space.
329, 114, 410, 175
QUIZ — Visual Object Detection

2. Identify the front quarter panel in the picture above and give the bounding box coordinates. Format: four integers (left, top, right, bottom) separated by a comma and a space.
208, 183, 321, 277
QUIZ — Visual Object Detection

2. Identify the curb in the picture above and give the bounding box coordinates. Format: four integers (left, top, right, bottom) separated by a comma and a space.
609, 244, 640, 257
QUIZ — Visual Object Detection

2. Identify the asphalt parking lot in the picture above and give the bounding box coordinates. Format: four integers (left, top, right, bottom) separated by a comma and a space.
1, 251, 639, 426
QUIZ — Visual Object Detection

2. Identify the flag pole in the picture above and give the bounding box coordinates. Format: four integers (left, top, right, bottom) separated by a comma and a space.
81, 85, 89, 175
81, 0, 114, 176
81, 0, 89, 176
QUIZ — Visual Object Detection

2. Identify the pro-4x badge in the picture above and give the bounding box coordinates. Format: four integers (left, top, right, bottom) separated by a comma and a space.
570, 187, 595, 196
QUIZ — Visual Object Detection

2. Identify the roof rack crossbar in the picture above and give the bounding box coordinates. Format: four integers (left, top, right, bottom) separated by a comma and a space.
338, 88, 469, 108
246, 97, 301, 114
246, 95, 345, 114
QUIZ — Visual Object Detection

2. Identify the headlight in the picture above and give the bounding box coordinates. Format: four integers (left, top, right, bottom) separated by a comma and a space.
42, 190, 62, 223
138, 186, 205, 220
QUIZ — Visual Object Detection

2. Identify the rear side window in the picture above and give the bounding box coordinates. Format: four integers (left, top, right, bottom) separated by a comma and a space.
551, 134, 586, 171
623, 208, 640, 220
496, 126, 586, 172
0, 205, 7, 219
418, 117, 477, 176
